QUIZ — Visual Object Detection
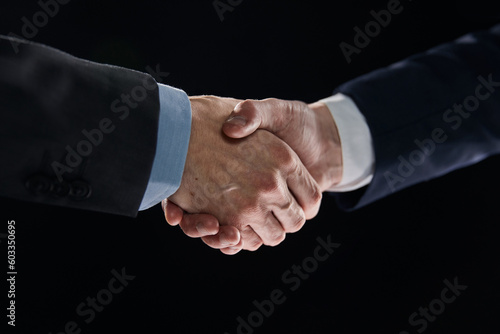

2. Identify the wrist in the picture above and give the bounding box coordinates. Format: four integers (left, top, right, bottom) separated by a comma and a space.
308, 102, 343, 192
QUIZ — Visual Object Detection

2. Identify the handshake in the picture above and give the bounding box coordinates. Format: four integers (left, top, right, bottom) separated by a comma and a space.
162, 96, 343, 255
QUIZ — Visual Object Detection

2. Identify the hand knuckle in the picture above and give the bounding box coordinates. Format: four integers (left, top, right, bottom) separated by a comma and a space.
269, 144, 294, 168
287, 216, 306, 233
239, 100, 257, 112
255, 173, 280, 194
303, 189, 322, 219
266, 232, 285, 246
308, 188, 322, 208
245, 239, 263, 251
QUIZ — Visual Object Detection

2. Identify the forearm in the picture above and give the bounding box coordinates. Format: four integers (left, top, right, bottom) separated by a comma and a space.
0, 35, 161, 216
333, 24, 500, 210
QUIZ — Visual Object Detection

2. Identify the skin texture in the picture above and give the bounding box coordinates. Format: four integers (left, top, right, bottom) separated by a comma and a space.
166, 96, 322, 254
224, 99, 342, 192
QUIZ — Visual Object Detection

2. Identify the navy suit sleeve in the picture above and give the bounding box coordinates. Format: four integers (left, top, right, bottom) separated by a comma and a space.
333, 24, 500, 210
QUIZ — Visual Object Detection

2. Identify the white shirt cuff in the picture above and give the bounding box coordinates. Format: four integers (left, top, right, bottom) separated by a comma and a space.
319, 93, 375, 192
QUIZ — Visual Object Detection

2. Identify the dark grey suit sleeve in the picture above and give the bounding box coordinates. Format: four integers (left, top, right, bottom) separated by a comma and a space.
332, 24, 500, 210
0, 35, 161, 217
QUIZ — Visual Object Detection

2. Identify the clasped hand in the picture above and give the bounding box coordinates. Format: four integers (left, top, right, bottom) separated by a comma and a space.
163, 96, 342, 254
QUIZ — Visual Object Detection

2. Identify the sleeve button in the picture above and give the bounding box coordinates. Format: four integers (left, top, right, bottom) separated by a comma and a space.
69, 180, 92, 200
25, 175, 53, 195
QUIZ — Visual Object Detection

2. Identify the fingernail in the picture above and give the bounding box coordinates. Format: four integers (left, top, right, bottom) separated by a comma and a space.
219, 232, 231, 247
233, 102, 244, 112
196, 223, 208, 235
225, 115, 247, 127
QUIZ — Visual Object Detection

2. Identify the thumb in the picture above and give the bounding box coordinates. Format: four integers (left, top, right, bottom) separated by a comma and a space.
222, 100, 263, 138
223, 98, 294, 139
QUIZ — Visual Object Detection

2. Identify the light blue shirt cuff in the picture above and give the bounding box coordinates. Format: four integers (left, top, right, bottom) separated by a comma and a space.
139, 84, 191, 210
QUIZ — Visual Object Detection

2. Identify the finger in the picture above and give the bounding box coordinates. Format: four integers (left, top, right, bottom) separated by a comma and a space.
201, 225, 241, 248
178, 213, 220, 238
286, 158, 323, 220
272, 190, 307, 234
240, 226, 264, 251
219, 244, 243, 255
162, 199, 183, 226
223, 99, 296, 139
250, 213, 287, 247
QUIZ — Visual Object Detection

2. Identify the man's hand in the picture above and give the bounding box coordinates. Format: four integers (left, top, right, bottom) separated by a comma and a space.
224, 99, 342, 192
162, 198, 243, 255
164, 98, 341, 254
165, 96, 322, 254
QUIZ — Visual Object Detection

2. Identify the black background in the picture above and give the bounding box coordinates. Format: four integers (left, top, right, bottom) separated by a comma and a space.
1, 0, 500, 333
